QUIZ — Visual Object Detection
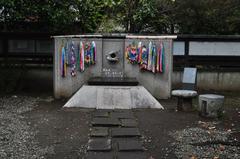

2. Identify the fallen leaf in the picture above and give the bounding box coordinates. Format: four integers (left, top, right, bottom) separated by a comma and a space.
190, 156, 197, 159
208, 126, 216, 130
219, 144, 225, 151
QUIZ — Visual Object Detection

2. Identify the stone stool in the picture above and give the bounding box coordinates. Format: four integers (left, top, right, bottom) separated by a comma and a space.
198, 94, 224, 118
172, 90, 198, 111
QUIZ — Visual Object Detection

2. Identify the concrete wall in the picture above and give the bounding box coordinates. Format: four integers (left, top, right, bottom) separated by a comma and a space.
125, 39, 173, 99
54, 35, 176, 99
172, 71, 240, 91
54, 37, 103, 98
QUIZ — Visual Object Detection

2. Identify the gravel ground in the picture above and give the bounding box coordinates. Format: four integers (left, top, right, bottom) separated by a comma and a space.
0, 95, 54, 159
1, 94, 238, 159
170, 121, 240, 159
136, 94, 240, 159
168, 93, 240, 159
0, 68, 239, 159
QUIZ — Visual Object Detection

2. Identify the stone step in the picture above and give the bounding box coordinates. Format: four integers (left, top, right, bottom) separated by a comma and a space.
88, 77, 139, 86
92, 117, 121, 127
117, 140, 144, 151
87, 138, 112, 151
111, 128, 141, 137
90, 127, 109, 137
120, 119, 138, 127
93, 111, 111, 118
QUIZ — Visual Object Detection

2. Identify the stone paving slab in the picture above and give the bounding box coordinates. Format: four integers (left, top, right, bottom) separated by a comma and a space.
120, 119, 138, 127
93, 111, 110, 118
117, 140, 144, 151
86, 110, 145, 158
87, 138, 111, 151
117, 152, 148, 159
91, 118, 121, 127
90, 127, 109, 137
85, 152, 115, 159
111, 128, 141, 137
111, 111, 135, 119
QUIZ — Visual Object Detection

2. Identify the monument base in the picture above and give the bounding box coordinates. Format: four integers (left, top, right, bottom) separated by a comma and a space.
88, 77, 139, 86
63, 85, 163, 109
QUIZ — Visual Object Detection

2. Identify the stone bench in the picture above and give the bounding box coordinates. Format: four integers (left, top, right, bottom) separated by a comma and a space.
198, 94, 224, 118
172, 90, 198, 111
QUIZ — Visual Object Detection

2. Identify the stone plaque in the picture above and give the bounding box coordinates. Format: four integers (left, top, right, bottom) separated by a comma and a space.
102, 39, 124, 78
182, 68, 197, 84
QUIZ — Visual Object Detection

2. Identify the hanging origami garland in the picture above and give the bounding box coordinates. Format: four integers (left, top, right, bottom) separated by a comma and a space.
139, 45, 148, 70
91, 41, 97, 65
79, 41, 85, 72
60, 40, 96, 78
85, 42, 91, 66
76, 42, 80, 72
125, 41, 138, 64
70, 41, 77, 77
60, 45, 67, 77
84, 41, 96, 66
147, 41, 153, 71
137, 42, 142, 64
152, 44, 157, 73
126, 41, 165, 74
159, 42, 165, 73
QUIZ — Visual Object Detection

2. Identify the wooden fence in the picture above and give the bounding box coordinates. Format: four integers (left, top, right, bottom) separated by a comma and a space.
1, 33, 240, 71
173, 35, 240, 71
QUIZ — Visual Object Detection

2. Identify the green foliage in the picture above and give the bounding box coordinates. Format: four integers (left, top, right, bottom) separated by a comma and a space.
0, 0, 107, 32
1, 0, 240, 34
97, 17, 125, 33
107, 0, 158, 33
174, 0, 240, 34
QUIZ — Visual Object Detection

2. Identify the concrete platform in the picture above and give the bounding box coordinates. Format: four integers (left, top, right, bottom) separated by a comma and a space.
63, 85, 163, 109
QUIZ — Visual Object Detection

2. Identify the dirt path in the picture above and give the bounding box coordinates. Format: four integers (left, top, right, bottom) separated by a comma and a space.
28, 96, 240, 158
27, 99, 91, 159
